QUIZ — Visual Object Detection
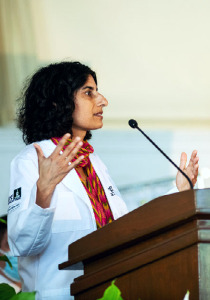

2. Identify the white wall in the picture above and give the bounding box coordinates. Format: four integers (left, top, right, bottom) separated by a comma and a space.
29, 0, 210, 127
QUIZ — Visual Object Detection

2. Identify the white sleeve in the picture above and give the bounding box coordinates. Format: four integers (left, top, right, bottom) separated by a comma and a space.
8, 156, 56, 256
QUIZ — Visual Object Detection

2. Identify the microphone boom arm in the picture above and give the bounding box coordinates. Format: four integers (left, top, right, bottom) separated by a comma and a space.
128, 119, 193, 190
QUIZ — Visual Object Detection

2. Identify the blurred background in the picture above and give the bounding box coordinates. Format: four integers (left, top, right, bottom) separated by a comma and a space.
1, 0, 210, 214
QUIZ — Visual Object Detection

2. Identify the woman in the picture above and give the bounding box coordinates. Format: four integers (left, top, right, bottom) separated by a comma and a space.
7, 61, 199, 300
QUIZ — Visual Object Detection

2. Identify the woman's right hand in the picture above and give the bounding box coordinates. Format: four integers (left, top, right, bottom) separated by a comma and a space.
34, 133, 84, 208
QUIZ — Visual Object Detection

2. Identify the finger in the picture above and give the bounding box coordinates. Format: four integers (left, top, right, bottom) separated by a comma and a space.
189, 151, 199, 175
52, 133, 71, 157
191, 150, 198, 158
68, 155, 84, 170
63, 136, 82, 157
189, 152, 199, 184
189, 150, 198, 164
186, 151, 196, 170
34, 144, 45, 163
192, 163, 199, 179
179, 152, 187, 171
65, 140, 83, 161
192, 156, 199, 164
193, 158, 199, 172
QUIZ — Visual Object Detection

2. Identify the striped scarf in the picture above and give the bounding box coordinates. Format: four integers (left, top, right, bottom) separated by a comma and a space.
51, 137, 93, 167
51, 137, 114, 228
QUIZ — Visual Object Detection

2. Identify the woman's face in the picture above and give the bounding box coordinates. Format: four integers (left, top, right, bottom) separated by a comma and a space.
72, 75, 108, 139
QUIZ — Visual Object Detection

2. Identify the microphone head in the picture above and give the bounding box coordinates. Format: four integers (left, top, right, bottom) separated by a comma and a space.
128, 119, 138, 128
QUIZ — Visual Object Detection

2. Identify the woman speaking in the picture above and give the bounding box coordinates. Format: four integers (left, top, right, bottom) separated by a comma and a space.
7, 61, 199, 300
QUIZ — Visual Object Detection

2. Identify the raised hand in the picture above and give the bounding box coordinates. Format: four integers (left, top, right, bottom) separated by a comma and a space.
34, 133, 84, 208
176, 150, 199, 192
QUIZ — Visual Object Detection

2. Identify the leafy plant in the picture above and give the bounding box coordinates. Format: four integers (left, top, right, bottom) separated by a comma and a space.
0, 219, 7, 224
183, 290, 189, 300
0, 283, 16, 300
0, 283, 35, 300
10, 291, 36, 300
0, 255, 12, 269
98, 280, 123, 300
98, 280, 189, 300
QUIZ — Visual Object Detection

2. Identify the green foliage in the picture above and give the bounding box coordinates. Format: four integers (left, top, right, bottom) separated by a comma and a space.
98, 280, 123, 300
10, 291, 36, 300
0, 255, 12, 269
98, 281, 189, 300
0, 284, 35, 300
0, 218, 7, 224
0, 283, 16, 300
183, 290, 190, 300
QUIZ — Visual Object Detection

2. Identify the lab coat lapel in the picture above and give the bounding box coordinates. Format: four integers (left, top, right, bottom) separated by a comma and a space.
89, 154, 119, 218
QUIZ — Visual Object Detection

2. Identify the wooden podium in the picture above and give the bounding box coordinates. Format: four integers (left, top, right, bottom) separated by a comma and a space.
59, 189, 210, 300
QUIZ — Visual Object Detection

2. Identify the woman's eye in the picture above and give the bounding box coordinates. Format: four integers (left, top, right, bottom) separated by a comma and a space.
85, 91, 92, 96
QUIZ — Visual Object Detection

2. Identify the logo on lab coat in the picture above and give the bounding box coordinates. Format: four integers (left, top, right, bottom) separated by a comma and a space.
8, 188, 22, 214
14, 188, 21, 200
108, 186, 115, 196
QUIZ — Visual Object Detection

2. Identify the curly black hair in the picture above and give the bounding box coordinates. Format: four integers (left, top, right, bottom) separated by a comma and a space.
17, 61, 97, 144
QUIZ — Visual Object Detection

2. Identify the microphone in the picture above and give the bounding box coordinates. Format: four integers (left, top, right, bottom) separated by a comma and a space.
128, 119, 193, 189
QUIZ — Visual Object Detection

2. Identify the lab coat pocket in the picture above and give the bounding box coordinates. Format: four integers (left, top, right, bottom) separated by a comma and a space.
52, 219, 91, 232
53, 191, 81, 221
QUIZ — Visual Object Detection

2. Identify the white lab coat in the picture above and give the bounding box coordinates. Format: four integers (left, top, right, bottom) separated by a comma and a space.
7, 140, 128, 300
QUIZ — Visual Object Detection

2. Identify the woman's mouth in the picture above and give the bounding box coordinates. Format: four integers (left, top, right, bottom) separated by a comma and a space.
94, 113, 103, 118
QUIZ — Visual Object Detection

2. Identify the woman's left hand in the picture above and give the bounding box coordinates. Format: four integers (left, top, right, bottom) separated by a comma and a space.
176, 150, 199, 191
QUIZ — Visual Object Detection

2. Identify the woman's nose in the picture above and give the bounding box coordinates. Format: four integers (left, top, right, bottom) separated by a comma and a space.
97, 93, 108, 107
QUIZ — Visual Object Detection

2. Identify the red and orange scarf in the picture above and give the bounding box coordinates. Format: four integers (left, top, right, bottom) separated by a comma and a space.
51, 137, 114, 229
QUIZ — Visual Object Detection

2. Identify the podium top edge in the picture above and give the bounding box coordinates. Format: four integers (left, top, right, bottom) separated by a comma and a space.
62, 189, 210, 267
